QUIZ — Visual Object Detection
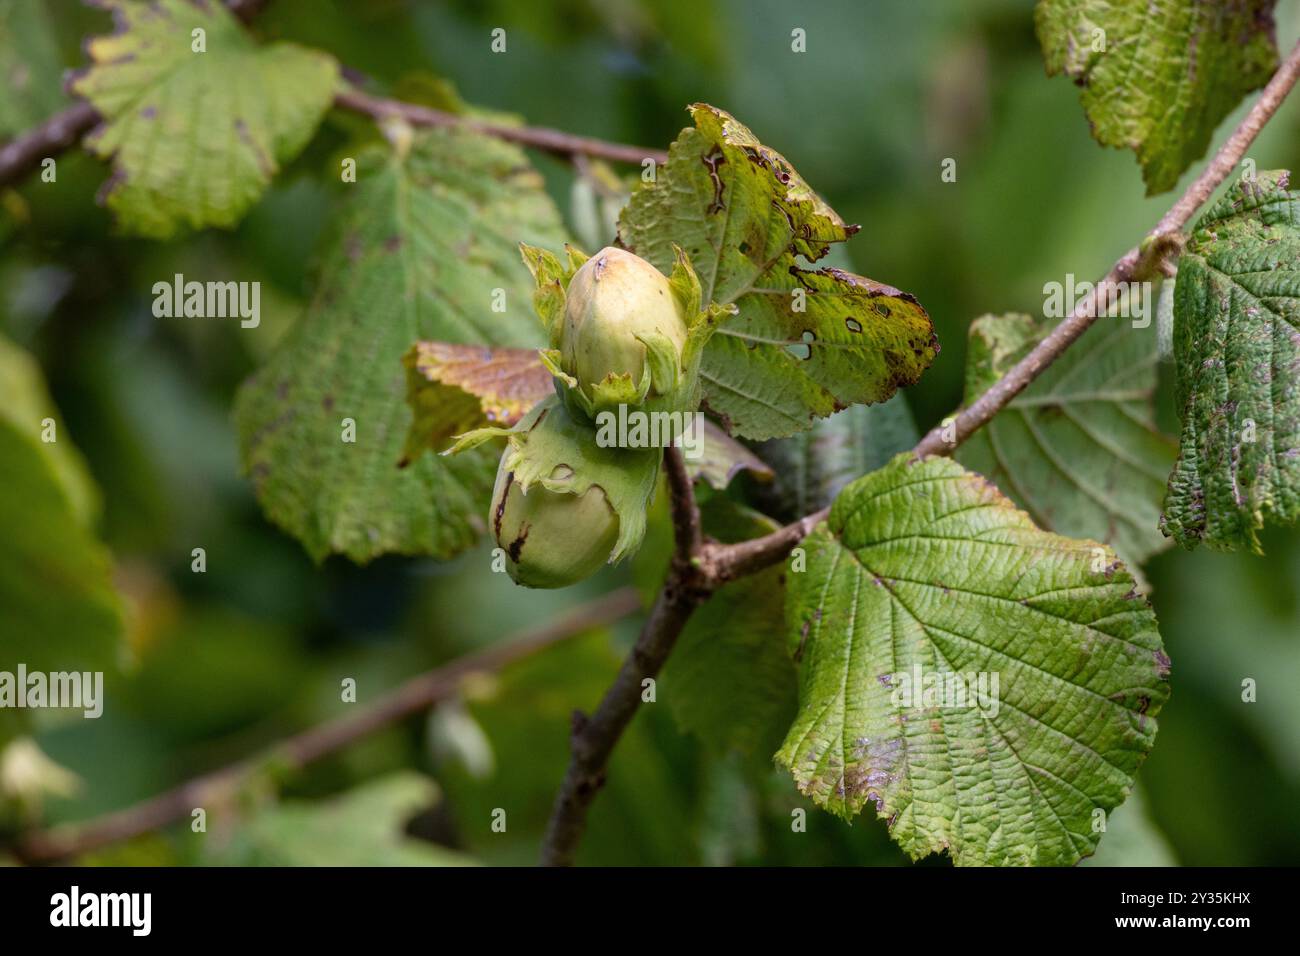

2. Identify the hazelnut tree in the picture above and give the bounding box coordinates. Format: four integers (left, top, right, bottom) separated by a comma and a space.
3, 0, 1300, 867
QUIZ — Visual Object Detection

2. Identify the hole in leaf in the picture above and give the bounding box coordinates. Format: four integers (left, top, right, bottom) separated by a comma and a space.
786, 330, 816, 361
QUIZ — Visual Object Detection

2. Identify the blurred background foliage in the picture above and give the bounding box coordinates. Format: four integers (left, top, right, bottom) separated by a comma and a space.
1, 0, 1298, 865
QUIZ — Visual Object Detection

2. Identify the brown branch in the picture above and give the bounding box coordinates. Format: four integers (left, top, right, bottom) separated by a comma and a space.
0, 88, 667, 191
0, 102, 98, 190
912, 37, 1300, 459
538, 584, 700, 866
701, 507, 826, 584
538, 448, 709, 866
663, 446, 703, 561
701, 36, 1300, 585
334, 88, 668, 166
12, 588, 640, 864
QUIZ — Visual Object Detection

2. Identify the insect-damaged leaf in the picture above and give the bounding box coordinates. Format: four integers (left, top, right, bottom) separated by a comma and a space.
234, 130, 568, 563
618, 104, 937, 441
958, 313, 1175, 573
1036, 0, 1278, 195
778, 454, 1169, 866
71, 0, 339, 238
1162, 171, 1300, 551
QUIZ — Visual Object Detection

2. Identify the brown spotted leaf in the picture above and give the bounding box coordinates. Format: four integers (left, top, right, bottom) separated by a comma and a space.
619, 104, 937, 441
1162, 171, 1300, 551
234, 130, 568, 563
71, 0, 339, 238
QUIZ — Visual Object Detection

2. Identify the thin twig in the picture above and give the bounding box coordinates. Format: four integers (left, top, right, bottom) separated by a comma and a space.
703, 37, 1300, 584
663, 446, 703, 561
911, 37, 1300, 459
0, 103, 98, 189
538, 448, 708, 866
12, 588, 641, 864
334, 88, 668, 166
0, 88, 665, 192
538, 584, 700, 866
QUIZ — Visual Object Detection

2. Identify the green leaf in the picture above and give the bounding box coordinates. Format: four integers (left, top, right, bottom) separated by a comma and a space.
957, 313, 1176, 572
0, 335, 99, 525
0, 0, 66, 135
619, 104, 937, 440
70, 0, 339, 238
234, 130, 569, 562
0, 337, 123, 676
664, 502, 796, 756
777, 454, 1169, 866
697, 753, 763, 865
1035, 0, 1278, 195
202, 773, 477, 866
1162, 172, 1300, 552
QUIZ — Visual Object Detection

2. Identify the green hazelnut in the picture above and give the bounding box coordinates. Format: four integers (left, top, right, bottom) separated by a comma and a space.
489, 452, 619, 590
560, 246, 687, 397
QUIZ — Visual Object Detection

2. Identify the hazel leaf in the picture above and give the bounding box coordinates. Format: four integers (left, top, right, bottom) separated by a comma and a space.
71, 0, 340, 238
778, 454, 1169, 866
619, 104, 937, 440
234, 129, 568, 563
1161, 171, 1300, 551
1036, 0, 1278, 195
958, 312, 1176, 573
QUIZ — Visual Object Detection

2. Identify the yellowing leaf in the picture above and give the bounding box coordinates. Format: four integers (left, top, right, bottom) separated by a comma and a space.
401, 339, 771, 490
71, 0, 339, 237
401, 342, 553, 462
